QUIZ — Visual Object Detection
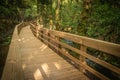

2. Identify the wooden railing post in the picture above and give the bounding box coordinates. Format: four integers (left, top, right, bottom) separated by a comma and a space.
40, 30, 43, 42
55, 36, 60, 53
30, 26, 120, 79
47, 33, 50, 45
36, 26, 39, 38
46, 31, 50, 46
80, 45, 86, 73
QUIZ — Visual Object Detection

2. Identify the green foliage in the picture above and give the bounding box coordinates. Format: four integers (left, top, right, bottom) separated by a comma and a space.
0, 0, 120, 79
60, 3, 79, 28
60, 1, 82, 33
87, 24, 105, 38
40, 0, 50, 5
0, 0, 37, 46
87, 2, 120, 43
24, 5, 38, 20
85, 1, 120, 74
37, 1, 120, 70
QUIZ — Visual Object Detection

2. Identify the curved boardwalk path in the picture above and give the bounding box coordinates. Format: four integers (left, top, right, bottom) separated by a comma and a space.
2, 25, 89, 80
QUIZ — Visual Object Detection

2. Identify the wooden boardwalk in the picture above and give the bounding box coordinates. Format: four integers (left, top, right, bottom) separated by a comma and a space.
2, 25, 89, 80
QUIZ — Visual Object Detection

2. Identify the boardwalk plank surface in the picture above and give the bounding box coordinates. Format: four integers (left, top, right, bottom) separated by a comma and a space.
2, 25, 89, 80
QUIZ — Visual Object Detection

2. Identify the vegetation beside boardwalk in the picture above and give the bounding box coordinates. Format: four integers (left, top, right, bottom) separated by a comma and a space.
0, 0, 120, 79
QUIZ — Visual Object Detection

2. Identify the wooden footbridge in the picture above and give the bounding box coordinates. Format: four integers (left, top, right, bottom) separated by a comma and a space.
1, 22, 120, 80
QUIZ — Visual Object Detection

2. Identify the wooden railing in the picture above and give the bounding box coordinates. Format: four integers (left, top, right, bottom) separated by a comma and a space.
30, 23, 120, 80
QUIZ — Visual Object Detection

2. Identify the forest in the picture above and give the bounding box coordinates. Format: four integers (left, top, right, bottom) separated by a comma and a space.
0, 0, 120, 80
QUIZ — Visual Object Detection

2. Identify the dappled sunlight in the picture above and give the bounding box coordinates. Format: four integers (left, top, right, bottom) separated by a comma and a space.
21, 38, 24, 40
53, 62, 61, 70
34, 69, 44, 80
17, 38, 29, 43
18, 39, 21, 42
17, 37, 35, 43
39, 44, 48, 51
22, 38, 30, 43
41, 63, 50, 77
22, 64, 27, 70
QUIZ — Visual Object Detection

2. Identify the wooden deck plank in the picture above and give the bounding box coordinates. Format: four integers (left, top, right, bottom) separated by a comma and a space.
2, 23, 24, 80
2, 25, 89, 80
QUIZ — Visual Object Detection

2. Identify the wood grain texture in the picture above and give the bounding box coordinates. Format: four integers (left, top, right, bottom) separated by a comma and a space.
2, 23, 24, 80
2, 24, 89, 80
30, 23, 120, 80
37, 28, 120, 75
41, 28, 120, 57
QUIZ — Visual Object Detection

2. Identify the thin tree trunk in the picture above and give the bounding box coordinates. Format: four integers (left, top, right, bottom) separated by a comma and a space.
55, 0, 60, 30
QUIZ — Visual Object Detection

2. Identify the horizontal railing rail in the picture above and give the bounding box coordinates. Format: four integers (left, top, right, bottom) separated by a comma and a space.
30, 23, 120, 80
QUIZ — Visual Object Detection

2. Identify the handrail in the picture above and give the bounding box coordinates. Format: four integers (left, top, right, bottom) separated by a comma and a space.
30, 23, 120, 80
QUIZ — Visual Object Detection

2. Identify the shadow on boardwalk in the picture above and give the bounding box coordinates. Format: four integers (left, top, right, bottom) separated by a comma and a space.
2, 23, 89, 80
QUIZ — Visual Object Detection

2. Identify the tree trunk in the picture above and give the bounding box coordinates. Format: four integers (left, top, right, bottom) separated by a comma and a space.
55, 0, 60, 30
